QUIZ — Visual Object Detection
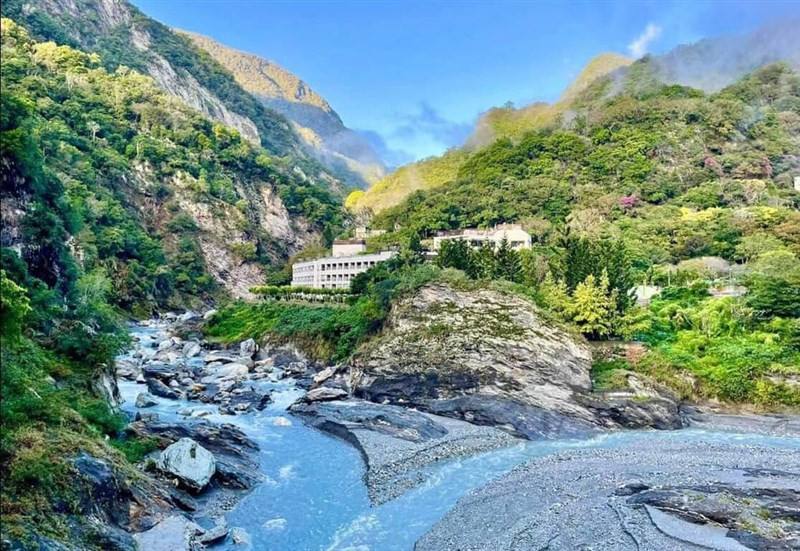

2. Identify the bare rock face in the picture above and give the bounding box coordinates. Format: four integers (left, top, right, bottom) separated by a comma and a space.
349, 283, 680, 437
157, 438, 216, 492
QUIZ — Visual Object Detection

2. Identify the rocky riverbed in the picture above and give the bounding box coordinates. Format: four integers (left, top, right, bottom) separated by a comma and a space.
417, 439, 800, 551
110, 313, 800, 550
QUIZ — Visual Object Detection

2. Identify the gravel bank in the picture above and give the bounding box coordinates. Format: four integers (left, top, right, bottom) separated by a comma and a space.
291, 399, 519, 503
416, 438, 800, 550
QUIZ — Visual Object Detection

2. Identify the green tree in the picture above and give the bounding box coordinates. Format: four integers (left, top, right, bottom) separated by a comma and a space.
494, 238, 522, 282
437, 239, 474, 273
568, 271, 618, 338
0, 270, 30, 340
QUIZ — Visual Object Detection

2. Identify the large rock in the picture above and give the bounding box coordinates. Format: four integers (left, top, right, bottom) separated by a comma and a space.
127, 420, 259, 468
142, 362, 175, 382
135, 392, 158, 408
157, 438, 216, 492
239, 338, 257, 358
349, 283, 680, 437
200, 363, 249, 384
147, 378, 181, 400
182, 341, 202, 358
304, 387, 348, 403
115, 358, 140, 380
133, 515, 202, 551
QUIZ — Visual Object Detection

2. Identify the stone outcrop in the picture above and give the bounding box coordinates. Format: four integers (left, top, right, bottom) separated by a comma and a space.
157, 438, 216, 492
348, 283, 680, 437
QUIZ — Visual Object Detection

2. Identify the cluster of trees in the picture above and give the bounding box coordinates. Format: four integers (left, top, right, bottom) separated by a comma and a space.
436, 239, 522, 282
435, 235, 636, 339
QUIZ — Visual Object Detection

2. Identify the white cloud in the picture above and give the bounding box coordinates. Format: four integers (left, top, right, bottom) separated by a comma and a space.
628, 23, 662, 58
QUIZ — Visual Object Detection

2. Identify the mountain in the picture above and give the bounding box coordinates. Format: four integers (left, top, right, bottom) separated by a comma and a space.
372, 61, 800, 237
184, 31, 386, 188
348, 53, 631, 215
466, 53, 633, 150
1, 0, 345, 191
645, 18, 800, 92
0, 17, 343, 307
352, 19, 800, 216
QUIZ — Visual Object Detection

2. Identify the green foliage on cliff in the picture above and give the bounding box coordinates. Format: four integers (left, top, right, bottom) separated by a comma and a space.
1, 18, 343, 312
0, 18, 343, 545
632, 283, 800, 407
0, 0, 321, 166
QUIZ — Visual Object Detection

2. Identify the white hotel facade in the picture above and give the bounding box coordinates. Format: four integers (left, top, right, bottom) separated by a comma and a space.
291, 240, 396, 289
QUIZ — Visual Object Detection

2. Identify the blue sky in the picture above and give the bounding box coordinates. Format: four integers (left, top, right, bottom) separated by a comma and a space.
133, 0, 800, 162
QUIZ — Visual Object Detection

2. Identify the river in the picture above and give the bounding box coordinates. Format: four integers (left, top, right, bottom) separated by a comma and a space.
117, 321, 800, 551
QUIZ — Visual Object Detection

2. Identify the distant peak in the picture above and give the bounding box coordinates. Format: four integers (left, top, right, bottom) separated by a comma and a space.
559, 52, 632, 102
180, 29, 333, 113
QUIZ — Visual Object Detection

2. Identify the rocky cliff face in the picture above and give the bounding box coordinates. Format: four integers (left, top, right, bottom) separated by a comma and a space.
348, 283, 680, 437
184, 31, 386, 188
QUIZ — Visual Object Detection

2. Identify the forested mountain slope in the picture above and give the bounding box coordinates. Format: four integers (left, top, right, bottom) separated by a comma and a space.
185, 31, 386, 188
348, 53, 631, 215
372, 63, 800, 250
351, 21, 800, 215
1, 18, 343, 306
0, 16, 346, 545
1, 0, 348, 191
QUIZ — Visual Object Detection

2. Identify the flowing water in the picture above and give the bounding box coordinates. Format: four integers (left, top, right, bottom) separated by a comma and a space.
118, 323, 800, 551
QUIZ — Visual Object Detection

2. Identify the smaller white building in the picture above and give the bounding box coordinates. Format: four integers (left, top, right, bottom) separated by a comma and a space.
292, 250, 396, 289
432, 224, 532, 251
354, 227, 387, 239
332, 239, 367, 257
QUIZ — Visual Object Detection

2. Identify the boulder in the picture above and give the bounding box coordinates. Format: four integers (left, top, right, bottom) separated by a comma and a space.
182, 341, 202, 358
115, 359, 140, 380
304, 387, 348, 403
142, 363, 175, 382
147, 378, 181, 400
239, 338, 257, 358
135, 392, 158, 408
204, 363, 249, 383
312, 365, 337, 385
157, 438, 216, 492
157, 339, 174, 352
133, 515, 202, 551
197, 522, 228, 545
178, 311, 198, 322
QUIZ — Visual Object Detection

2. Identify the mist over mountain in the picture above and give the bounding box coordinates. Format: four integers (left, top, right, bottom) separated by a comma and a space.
647, 17, 800, 92
351, 18, 800, 215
